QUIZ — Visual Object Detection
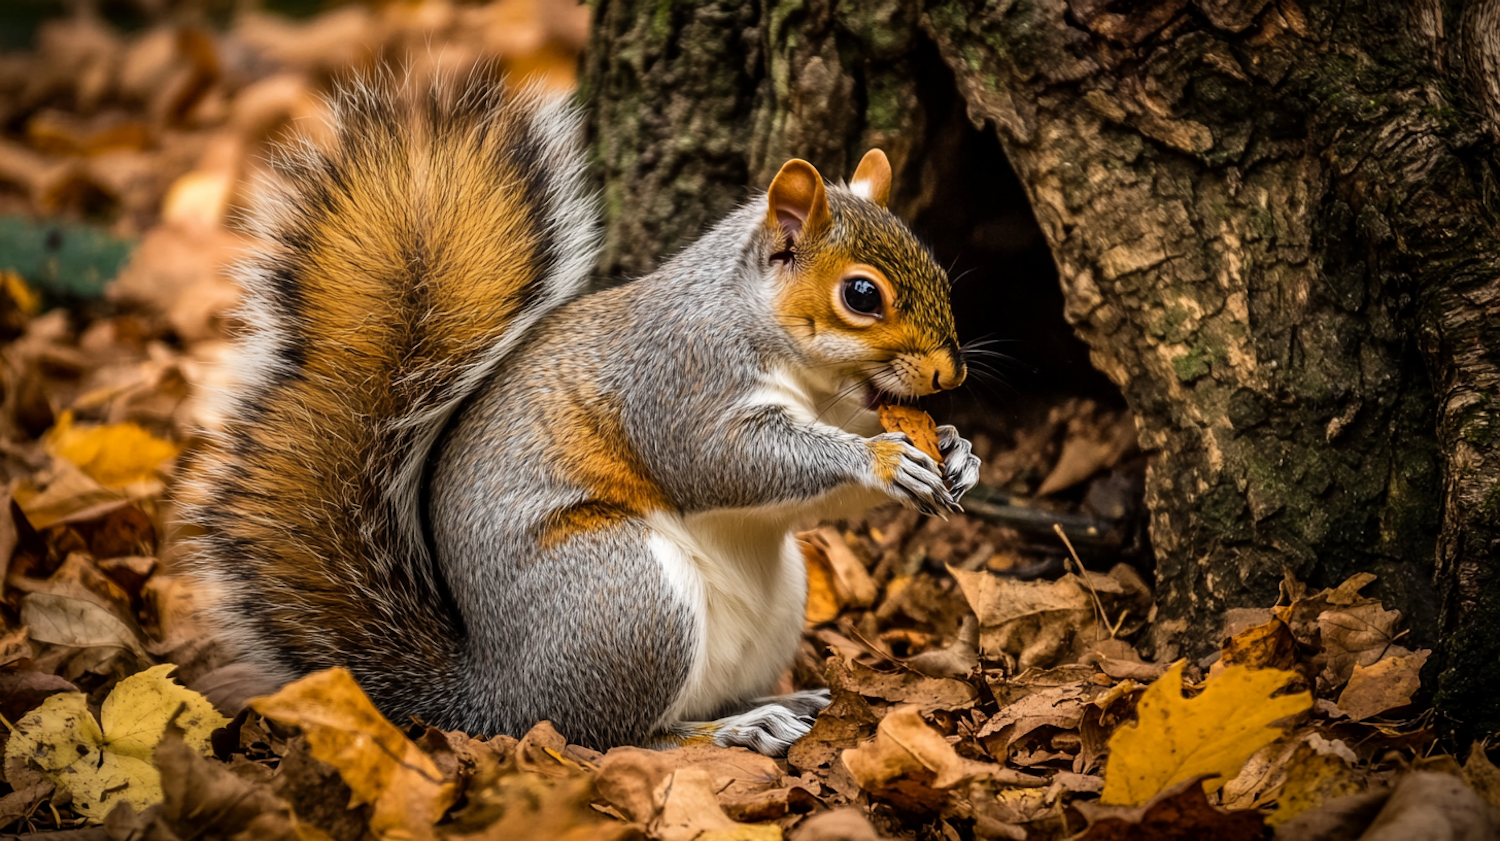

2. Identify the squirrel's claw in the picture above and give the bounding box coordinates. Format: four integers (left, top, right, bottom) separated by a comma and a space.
937, 425, 982, 502
871, 431, 960, 518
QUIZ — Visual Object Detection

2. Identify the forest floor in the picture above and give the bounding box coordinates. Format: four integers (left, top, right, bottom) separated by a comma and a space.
0, 3, 1497, 840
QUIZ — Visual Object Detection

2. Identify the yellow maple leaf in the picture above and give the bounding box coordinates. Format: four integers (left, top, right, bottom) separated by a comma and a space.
252, 667, 456, 841
3, 664, 229, 822
45, 410, 180, 489
1101, 661, 1311, 806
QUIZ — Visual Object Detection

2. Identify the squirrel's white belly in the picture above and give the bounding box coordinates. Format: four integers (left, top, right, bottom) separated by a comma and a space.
644, 509, 807, 721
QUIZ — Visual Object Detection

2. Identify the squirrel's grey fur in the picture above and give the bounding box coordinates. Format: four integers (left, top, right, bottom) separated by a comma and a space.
182, 73, 977, 755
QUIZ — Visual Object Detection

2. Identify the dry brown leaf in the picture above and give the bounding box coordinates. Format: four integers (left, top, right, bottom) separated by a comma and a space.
1317, 602, 1406, 688
0, 625, 34, 668
1217, 616, 1299, 674
12, 459, 129, 531
595, 748, 775, 841
1265, 741, 1364, 827
802, 526, 876, 608
451, 747, 637, 841
1073, 776, 1265, 841
0, 780, 54, 829
976, 683, 1091, 756
788, 808, 882, 841
952, 565, 1150, 671
1279, 771, 1500, 841
841, 705, 1042, 812
20, 591, 150, 661
252, 667, 456, 841
149, 725, 320, 841
951, 566, 1095, 669
878, 404, 942, 462
786, 658, 881, 797
1274, 572, 1378, 639
801, 537, 842, 625
1336, 649, 1429, 721
1036, 408, 1136, 497
904, 615, 979, 679
1464, 745, 1500, 809
845, 660, 977, 708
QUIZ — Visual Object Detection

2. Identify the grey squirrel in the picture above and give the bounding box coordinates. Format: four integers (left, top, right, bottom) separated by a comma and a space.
179, 74, 980, 756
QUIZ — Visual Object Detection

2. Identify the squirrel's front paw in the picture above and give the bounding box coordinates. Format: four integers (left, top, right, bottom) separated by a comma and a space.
937, 425, 982, 501
867, 432, 961, 517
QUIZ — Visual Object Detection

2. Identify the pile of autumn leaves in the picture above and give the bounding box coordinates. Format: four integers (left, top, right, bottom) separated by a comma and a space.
4, 475, 1499, 841
0, 285, 1494, 838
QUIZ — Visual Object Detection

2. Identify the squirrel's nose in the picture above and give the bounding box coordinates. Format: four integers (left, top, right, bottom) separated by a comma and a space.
935, 363, 966, 391
922, 348, 966, 393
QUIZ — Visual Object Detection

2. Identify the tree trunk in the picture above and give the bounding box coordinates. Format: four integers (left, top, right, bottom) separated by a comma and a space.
583, 0, 1500, 738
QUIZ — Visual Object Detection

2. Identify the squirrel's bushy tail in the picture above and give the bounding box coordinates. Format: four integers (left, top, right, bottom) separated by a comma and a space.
179, 72, 598, 723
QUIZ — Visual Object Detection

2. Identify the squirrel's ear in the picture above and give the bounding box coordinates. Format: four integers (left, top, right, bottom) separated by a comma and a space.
850, 149, 892, 207
767, 159, 831, 246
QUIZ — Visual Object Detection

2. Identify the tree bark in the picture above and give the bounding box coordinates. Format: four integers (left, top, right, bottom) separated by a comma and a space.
583, 0, 1500, 737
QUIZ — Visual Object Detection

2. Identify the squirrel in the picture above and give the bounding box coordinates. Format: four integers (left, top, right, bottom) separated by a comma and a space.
179, 73, 981, 756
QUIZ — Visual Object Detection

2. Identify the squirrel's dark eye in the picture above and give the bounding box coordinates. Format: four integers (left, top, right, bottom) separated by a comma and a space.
842, 277, 882, 316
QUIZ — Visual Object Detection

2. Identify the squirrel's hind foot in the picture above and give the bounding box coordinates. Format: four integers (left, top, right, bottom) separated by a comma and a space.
704, 703, 816, 756
658, 690, 831, 756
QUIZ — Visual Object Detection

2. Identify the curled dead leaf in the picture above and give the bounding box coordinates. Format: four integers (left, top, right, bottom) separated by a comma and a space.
878, 404, 942, 462
1336, 649, 1430, 721
251, 667, 455, 841
841, 705, 1042, 813
1074, 776, 1265, 841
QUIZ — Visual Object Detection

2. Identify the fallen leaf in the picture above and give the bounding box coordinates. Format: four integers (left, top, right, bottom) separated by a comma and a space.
845, 660, 977, 708
1276, 771, 1500, 841
1217, 616, 1298, 674
1074, 776, 1265, 840
788, 808, 881, 841
596, 748, 773, 841
1318, 602, 1407, 688
452, 743, 637, 841
1101, 661, 1311, 806
951, 567, 1095, 670
0, 669, 76, 725
0, 625, 33, 667
148, 724, 318, 841
841, 705, 1042, 812
878, 404, 942, 462
1036, 407, 1136, 497
786, 658, 881, 798
1336, 649, 1430, 721
103, 663, 227, 758
952, 565, 1151, 671
1464, 744, 1500, 809
1266, 741, 1362, 827
20, 591, 150, 660
0, 780, 54, 829
1274, 572, 1378, 640
977, 683, 1091, 756
252, 667, 456, 841
45, 410, 180, 490
905, 615, 979, 679
801, 537, 842, 625
2, 664, 227, 821
802, 526, 876, 609
12, 459, 128, 530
